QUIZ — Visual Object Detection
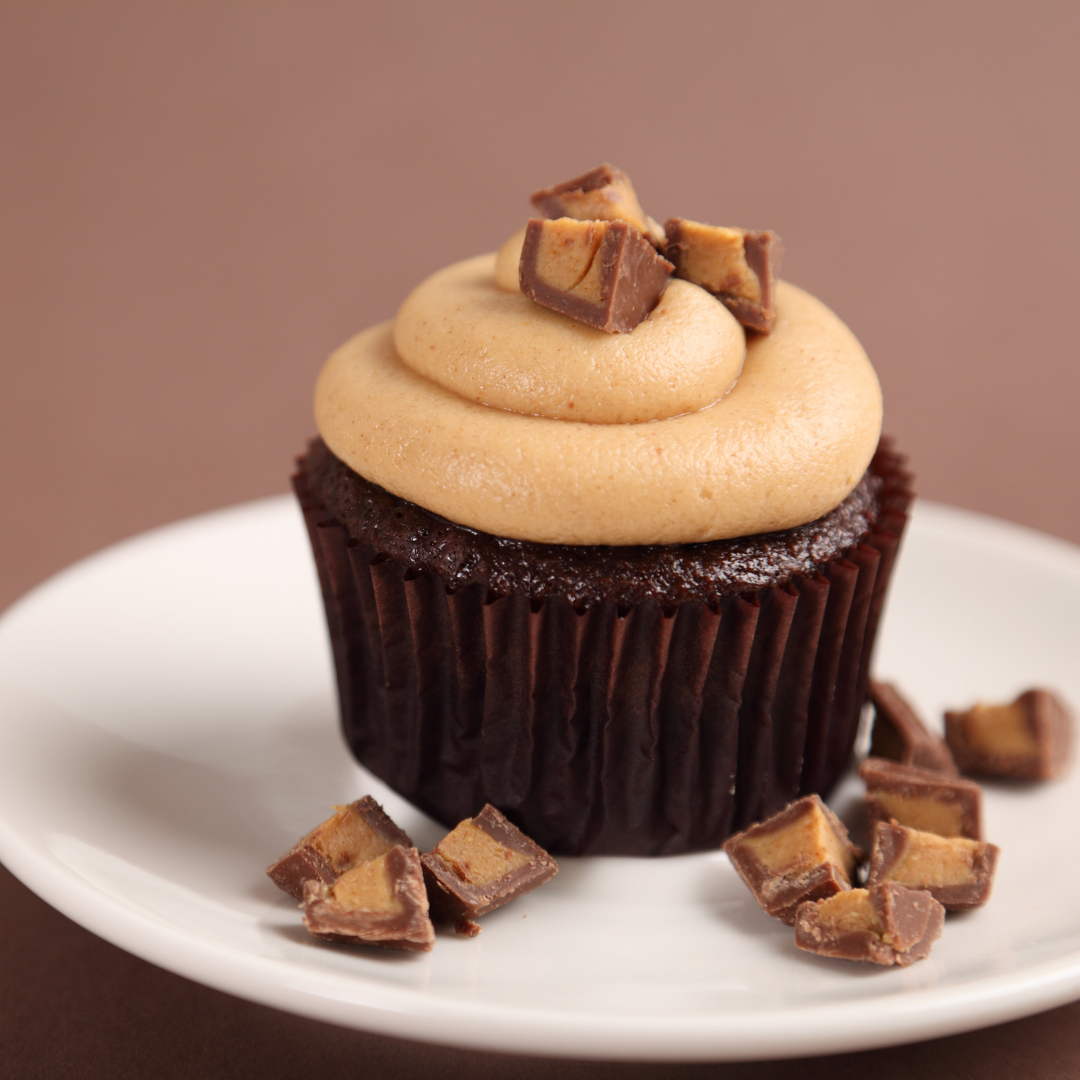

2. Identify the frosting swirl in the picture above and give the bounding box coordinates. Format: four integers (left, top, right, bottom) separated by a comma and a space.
395, 257, 745, 424
315, 254, 882, 546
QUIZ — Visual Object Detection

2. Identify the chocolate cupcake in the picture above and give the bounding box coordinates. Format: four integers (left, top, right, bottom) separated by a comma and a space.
296, 168, 907, 856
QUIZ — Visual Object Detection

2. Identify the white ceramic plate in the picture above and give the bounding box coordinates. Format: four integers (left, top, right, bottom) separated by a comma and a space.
1, 497, 1079, 1062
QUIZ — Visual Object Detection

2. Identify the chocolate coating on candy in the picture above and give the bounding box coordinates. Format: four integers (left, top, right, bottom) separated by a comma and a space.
795, 884, 944, 966
266, 795, 414, 901
297, 437, 895, 608
861, 757, 983, 839
302, 845, 434, 952
421, 805, 557, 934
868, 681, 958, 775
945, 689, 1073, 780
520, 218, 673, 333
724, 795, 860, 925
530, 163, 664, 245
867, 821, 999, 911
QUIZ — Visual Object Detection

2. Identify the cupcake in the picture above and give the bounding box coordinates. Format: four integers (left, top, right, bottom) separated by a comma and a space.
294, 166, 911, 856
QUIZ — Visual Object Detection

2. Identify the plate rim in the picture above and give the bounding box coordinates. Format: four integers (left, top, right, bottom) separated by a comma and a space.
2, 495, 1080, 1062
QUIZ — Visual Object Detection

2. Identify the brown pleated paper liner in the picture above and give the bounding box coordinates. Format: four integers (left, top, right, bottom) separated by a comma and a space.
293, 439, 913, 856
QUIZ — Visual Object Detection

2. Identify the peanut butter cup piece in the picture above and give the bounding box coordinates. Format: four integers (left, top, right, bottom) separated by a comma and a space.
723, 795, 860, 926
663, 217, 782, 333
530, 163, 664, 245
302, 845, 434, 952
866, 820, 999, 911
794, 884, 944, 966
519, 217, 673, 333
420, 805, 558, 936
869, 681, 958, 775
860, 757, 983, 839
945, 689, 1073, 780
266, 796, 414, 900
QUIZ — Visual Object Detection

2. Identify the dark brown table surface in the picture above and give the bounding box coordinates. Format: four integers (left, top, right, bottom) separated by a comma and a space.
3, 3, 1080, 1076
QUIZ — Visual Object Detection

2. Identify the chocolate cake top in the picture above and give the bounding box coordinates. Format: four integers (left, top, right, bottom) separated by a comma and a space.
297, 438, 901, 608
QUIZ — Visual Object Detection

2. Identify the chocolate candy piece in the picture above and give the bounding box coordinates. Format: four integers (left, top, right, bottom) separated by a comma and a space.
530, 163, 664, 245
302, 845, 434, 952
266, 796, 413, 900
420, 805, 558, 936
866, 821, 999, 911
663, 217, 783, 333
723, 795, 860, 926
945, 689, 1073, 780
519, 218, 673, 333
860, 757, 983, 839
868, 681, 958, 775
795, 883, 944, 966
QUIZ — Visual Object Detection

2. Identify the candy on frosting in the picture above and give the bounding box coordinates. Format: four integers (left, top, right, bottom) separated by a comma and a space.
517, 217, 673, 334
314, 251, 883, 546
529, 162, 666, 247
395, 255, 745, 424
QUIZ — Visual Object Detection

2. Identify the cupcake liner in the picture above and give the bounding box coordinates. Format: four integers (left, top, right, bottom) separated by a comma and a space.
294, 439, 912, 856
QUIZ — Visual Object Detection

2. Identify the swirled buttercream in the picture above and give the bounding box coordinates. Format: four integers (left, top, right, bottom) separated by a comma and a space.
395, 256, 745, 424
314, 253, 883, 546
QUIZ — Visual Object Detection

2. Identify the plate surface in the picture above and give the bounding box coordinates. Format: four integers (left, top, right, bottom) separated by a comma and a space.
1, 497, 1079, 1062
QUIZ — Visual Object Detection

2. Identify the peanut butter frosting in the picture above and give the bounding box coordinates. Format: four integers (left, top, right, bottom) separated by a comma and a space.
395, 256, 745, 424
314, 252, 882, 546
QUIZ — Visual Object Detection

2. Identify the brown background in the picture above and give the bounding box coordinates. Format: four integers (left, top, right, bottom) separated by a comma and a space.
2, 2, 1079, 1077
